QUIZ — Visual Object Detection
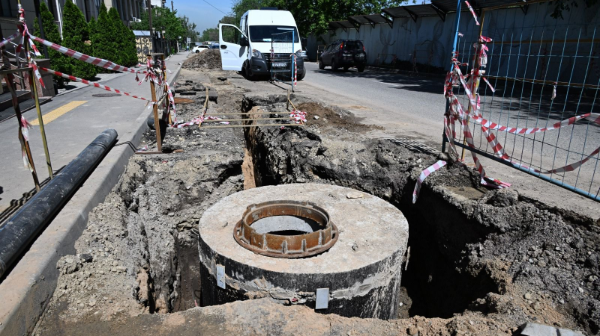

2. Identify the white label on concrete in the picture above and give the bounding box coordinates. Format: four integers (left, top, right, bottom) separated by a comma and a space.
216, 265, 226, 289
315, 288, 329, 309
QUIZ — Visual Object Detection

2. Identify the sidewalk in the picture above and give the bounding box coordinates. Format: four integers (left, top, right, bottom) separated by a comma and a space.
0, 52, 188, 212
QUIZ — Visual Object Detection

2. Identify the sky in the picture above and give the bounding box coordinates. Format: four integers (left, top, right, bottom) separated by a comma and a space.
173, 0, 237, 35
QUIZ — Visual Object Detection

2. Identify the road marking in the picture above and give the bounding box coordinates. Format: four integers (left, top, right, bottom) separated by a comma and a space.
30, 101, 87, 126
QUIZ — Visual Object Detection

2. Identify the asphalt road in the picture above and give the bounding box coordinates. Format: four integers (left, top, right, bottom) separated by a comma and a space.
302, 62, 447, 125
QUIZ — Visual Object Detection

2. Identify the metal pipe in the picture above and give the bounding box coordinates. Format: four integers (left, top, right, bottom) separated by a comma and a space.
442, 0, 462, 154
0, 129, 118, 279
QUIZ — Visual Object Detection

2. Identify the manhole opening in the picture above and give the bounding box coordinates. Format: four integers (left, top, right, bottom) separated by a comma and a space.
252, 215, 321, 235
233, 201, 338, 258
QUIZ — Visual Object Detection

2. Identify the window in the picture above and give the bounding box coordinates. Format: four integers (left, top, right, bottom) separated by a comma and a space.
344, 41, 363, 50
249, 26, 299, 43
221, 25, 241, 45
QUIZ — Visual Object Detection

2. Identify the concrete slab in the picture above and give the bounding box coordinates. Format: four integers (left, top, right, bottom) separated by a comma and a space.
0, 52, 187, 336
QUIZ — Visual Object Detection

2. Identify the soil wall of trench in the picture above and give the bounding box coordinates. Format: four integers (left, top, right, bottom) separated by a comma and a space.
241, 94, 600, 335
33, 80, 599, 336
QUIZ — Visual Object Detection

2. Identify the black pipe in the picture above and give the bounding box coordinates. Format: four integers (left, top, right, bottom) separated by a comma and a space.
0, 129, 118, 279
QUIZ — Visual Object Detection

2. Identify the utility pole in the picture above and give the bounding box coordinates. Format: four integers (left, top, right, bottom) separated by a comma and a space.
147, 0, 154, 53
171, 0, 173, 11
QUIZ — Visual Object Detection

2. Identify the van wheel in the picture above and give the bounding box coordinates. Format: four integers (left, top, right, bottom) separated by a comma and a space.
318, 59, 325, 70
357, 65, 365, 72
297, 68, 306, 81
243, 62, 255, 80
331, 59, 338, 71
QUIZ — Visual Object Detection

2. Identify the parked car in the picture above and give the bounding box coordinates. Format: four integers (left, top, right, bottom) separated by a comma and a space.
192, 45, 208, 53
210, 43, 220, 49
319, 40, 366, 72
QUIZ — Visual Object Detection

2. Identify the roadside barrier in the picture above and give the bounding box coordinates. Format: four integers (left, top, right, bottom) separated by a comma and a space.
413, 2, 600, 203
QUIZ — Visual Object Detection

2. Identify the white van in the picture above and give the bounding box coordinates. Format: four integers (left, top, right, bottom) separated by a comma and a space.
218, 9, 306, 80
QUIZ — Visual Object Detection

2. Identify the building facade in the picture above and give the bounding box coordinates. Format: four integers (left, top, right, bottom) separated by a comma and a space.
0, 0, 145, 42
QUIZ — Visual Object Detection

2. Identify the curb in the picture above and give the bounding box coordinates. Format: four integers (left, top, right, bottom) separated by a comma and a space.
0, 55, 185, 336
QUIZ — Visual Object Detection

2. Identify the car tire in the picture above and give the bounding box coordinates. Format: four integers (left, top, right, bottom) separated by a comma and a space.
245, 62, 255, 80
318, 59, 325, 70
343, 66, 349, 71
195, 50, 199, 53
331, 59, 338, 71
297, 68, 306, 81
357, 65, 365, 72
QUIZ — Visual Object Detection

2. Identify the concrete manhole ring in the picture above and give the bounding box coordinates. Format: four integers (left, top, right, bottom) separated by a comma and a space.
233, 200, 339, 258
199, 183, 409, 319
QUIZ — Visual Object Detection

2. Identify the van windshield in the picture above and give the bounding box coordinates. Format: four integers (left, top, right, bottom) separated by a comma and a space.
249, 26, 300, 43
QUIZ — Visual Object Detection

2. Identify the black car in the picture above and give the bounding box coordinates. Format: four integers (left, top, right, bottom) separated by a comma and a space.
318, 40, 366, 72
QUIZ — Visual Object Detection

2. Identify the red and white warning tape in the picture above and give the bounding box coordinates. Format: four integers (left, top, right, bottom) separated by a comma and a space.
290, 110, 306, 123
413, 33, 600, 203
412, 160, 447, 203
464, 1, 480, 25
0, 31, 19, 49
19, 116, 33, 171
293, 54, 297, 87
40, 67, 154, 104
29, 33, 148, 76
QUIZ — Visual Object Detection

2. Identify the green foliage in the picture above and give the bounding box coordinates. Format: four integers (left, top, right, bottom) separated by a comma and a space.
88, 17, 98, 55
550, 0, 598, 19
62, 1, 97, 79
180, 15, 198, 44
94, 4, 116, 72
231, 0, 408, 37
125, 28, 139, 66
34, 2, 72, 86
201, 28, 219, 42
130, 7, 186, 42
108, 8, 126, 65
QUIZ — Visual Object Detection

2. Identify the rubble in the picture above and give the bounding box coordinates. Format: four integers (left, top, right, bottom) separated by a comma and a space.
182, 49, 222, 70
33, 65, 599, 336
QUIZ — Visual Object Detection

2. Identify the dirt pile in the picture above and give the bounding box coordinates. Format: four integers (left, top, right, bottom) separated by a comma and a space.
297, 102, 383, 132
182, 50, 222, 70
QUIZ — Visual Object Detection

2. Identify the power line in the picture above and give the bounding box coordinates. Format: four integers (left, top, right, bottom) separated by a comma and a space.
201, 0, 227, 15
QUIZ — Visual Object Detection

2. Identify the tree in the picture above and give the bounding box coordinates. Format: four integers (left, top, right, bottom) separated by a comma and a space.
62, 1, 97, 79
125, 28, 139, 66
180, 15, 199, 46
34, 2, 71, 86
230, 0, 408, 37
201, 28, 218, 42
108, 7, 126, 65
94, 3, 117, 71
131, 7, 186, 43
88, 16, 98, 56
266, 0, 409, 37
549, 0, 598, 18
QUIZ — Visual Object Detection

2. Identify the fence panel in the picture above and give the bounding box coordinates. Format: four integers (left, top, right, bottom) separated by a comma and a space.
447, 5, 600, 201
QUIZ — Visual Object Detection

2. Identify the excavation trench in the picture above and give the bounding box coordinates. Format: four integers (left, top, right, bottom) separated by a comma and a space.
35, 80, 600, 335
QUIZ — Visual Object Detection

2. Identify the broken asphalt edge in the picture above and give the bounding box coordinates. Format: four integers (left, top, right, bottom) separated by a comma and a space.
0, 57, 184, 336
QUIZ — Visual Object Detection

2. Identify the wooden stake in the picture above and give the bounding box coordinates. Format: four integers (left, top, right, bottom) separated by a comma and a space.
147, 55, 162, 152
